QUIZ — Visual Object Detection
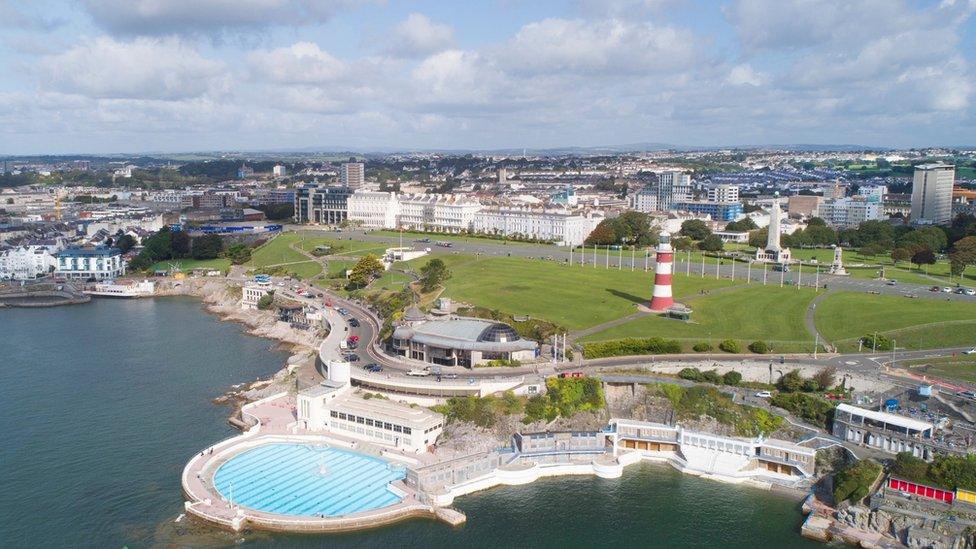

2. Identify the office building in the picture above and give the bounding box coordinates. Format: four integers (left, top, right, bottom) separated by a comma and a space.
653, 171, 693, 211
706, 184, 740, 204
341, 163, 365, 189
670, 201, 743, 222
293, 184, 352, 225
272, 164, 287, 177
818, 197, 884, 229
911, 163, 955, 225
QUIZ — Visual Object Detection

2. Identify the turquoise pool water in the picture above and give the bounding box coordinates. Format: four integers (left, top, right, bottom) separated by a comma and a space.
212, 443, 406, 517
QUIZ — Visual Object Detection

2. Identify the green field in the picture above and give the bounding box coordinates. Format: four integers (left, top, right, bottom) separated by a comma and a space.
579, 286, 818, 352
246, 233, 322, 278
404, 253, 738, 331
900, 355, 976, 384
292, 232, 389, 257
815, 292, 976, 351
150, 258, 231, 274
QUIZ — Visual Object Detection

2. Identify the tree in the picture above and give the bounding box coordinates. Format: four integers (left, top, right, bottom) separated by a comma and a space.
256, 293, 275, 310
191, 234, 223, 260
899, 226, 948, 253
807, 216, 827, 227
671, 236, 693, 251
680, 219, 711, 241
584, 221, 616, 246
749, 227, 768, 249
171, 230, 191, 258
348, 253, 385, 288
698, 234, 724, 252
115, 234, 136, 253
748, 341, 769, 354
910, 247, 936, 269
950, 236, 976, 277
777, 369, 805, 393
725, 217, 757, 232
891, 247, 912, 265
419, 258, 452, 292
225, 243, 252, 265
813, 367, 837, 391
719, 339, 741, 353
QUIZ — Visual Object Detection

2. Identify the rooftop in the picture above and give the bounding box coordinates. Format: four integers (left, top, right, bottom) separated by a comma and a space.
330, 391, 443, 430
836, 403, 934, 432
57, 246, 121, 257
393, 318, 538, 352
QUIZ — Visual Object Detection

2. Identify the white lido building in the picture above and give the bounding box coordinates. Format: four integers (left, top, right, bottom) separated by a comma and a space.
298, 363, 444, 453
472, 207, 602, 246
55, 246, 125, 280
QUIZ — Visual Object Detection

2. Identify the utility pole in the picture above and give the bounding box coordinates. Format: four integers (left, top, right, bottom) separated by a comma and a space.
815, 266, 820, 291
780, 265, 785, 288
701, 254, 705, 278
747, 260, 752, 284
606, 245, 609, 269
763, 262, 767, 286
569, 246, 573, 267
797, 262, 802, 290
731, 257, 735, 281
715, 258, 720, 280
873, 331, 878, 353
686, 249, 691, 276
631, 245, 635, 271
645, 251, 649, 272
814, 333, 819, 359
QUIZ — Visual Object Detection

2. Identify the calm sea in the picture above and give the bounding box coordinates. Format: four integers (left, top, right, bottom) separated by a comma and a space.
0, 297, 822, 548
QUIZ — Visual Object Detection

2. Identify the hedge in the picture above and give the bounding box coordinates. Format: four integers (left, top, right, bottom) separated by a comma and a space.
582, 337, 683, 359
719, 339, 741, 353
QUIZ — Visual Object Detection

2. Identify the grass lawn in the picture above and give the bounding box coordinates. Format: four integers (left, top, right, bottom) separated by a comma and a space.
899, 355, 976, 384
404, 252, 738, 331
150, 258, 231, 274
247, 233, 322, 279
579, 286, 818, 353
293, 232, 389, 257
815, 292, 976, 351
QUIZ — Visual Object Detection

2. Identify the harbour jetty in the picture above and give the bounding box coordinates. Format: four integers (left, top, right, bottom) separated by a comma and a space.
0, 282, 90, 308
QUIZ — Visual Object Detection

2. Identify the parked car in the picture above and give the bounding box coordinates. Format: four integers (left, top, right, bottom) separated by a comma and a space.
965, 288, 976, 296
348, 317, 360, 327
364, 363, 382, 373
345, 353, 360, 362
755, 391, 773, 398
943, 287, 954, 293
930, 286, 942, 292
886, 279, 897, 286
964, 348, 976, 355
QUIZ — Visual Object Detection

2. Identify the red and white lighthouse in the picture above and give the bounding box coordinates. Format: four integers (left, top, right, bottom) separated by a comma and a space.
648, 231, 674, 312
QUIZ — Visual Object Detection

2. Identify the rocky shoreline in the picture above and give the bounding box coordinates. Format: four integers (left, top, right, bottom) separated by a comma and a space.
153, 278, 322, 422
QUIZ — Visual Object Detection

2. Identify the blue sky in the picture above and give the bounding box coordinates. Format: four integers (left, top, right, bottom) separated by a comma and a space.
0, 0, 974, 154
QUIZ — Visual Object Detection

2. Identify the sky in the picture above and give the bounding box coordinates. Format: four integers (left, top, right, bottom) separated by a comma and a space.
1, 0, 975, 155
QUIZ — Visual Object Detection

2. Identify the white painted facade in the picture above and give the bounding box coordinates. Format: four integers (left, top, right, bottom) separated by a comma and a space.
471, 208, 602, 246
0, 243, 59, 280
347, 190, 400, 229
706, 184, 740, 203
819, 197, 884, 229
55, 247, 125, 280
397, 194, 482, 233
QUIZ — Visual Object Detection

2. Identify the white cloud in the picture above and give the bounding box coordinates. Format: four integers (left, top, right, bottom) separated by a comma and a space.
248, 42, 348, 84
37, 36, 226, 101
726, 64, 766, 86
501, 18, 696, 75
386, 13, 454, 58
82, 0, 375, 36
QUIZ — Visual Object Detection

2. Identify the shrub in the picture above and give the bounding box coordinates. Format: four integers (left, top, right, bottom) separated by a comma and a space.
722, 371, 742, 386
777, 369, 805, 393
678, 367, 704, 382
718, 339, 741, 353
256, 293, 274, 310
860, 333, 894, 351
748, 340, 769, 354
833, 460, 882, 505
692, 342, 713, 352
701, 369, 723, 384
770, 392, 836, 428
582, 337, 682, 359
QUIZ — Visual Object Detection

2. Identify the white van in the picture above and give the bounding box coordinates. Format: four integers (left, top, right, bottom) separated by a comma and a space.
406, 369, 430, 377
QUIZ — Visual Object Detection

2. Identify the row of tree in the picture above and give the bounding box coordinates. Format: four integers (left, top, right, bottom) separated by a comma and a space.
128, 227, 252, 271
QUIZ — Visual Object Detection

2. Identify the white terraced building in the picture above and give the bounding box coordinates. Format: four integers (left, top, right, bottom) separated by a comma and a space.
471, 207, 603, 246
347, 190, 400, 229
0, 242, 60, 280
398, 194, 482, 233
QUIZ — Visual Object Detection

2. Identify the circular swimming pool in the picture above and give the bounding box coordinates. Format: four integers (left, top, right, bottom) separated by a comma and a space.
212, 443, 406, 517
